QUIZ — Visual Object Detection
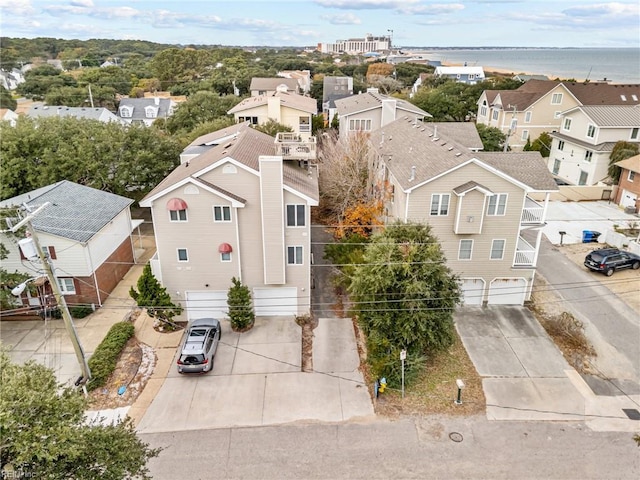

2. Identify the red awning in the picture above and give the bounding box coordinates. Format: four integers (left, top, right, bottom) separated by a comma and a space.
166, 197, 188, 211
218, 243, 233, 254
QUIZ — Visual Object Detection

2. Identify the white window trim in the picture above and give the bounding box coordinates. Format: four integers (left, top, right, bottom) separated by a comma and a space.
521, 130, 529, 141
177, 248, 189, 262
487, 193, 508, 216
551, 93, 563, 105
169, 209, 187, 222
584, 150, 593, 162
286, 204, 306, 227
430, 193, 450, 216
458, 239, 473, 261
57, 278, 76, 295
563, 118, 572, 131
287, 246, 304, 265
490, 239, 505, 260
524, 111, 532, 123
220, 252, 232, 262
628, 170, 635, 182
557, 140, 564, 151
553, 158, 561, 175
586, 124, 596, 138
213, 205, 232, 222
630, 127, 639, 141
492, 110, 499, 121
480, 105, 487, 117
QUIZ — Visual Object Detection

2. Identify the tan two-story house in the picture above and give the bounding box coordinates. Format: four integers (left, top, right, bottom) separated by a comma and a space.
139, 122, 319, 320
369, 117, 558, 306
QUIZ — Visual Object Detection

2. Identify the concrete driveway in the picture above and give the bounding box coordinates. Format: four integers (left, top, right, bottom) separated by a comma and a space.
137, 316, 373, 434
456, 306, 640, 431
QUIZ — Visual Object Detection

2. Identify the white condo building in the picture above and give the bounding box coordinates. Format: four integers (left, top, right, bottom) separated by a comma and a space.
318, 34, 391, 55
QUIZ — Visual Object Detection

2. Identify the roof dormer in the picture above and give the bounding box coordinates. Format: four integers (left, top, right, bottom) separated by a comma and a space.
119, 105, 133, 118
145, 105, 158, 118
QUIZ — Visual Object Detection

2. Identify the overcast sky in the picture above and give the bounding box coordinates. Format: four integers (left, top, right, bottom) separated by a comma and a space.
1, 0, 639, 48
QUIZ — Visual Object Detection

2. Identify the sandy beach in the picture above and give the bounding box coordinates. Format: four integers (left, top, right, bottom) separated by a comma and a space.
441, 60, 586, 82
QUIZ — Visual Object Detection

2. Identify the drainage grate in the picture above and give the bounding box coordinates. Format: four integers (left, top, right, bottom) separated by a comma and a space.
622, 409, 640, 420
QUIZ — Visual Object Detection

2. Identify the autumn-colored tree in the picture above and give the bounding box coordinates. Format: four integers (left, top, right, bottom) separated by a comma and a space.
335, 199, 384, 240
366, 62, 394, 79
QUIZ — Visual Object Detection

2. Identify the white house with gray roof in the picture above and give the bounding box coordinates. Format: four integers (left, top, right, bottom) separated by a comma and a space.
0, 181, 137, 308
27, 105, 123, 124
369, 117, 558, 306
139, 122, 319, 320
334, 88, 431, 138
117, 97, 176, 126
549, 105, 640, 186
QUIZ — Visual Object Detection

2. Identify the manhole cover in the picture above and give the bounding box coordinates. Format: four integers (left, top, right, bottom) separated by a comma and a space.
622, 409, 640, 420
449, 432, 463, 443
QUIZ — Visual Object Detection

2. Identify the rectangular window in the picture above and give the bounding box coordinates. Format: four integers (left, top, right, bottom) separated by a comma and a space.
299, 116, 310, 132
553, 159, 561, 175
287, 246, 303, 265
458, 239, 473, 260
221, 252, 231, 262
430, 194, 450, 216
628, 171, 635, 182
213, 205, 231, 222
631, 127, 639, 140
177, 248, 188, 262
584, 150, 593, 162
557, 140, 564, 151
286, 204, 306, 227
563, 118, 572, 131
551, 93, 563, 104
492, 110, 499, 120
490, 239, 505, 260
170, 209, 187, 222
524, 111, 532, 123
586, 124, 596, 138
521, 130, 529, 141
578, 170, 588, 186
42, 246, 57, 259
487, 194, 507, 216
348, 119, 372, 131
57, 278, 76, 295
480, 105, 487, 116
239, 116, 258, 125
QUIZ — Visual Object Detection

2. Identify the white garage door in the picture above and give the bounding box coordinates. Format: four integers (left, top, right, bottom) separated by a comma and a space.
488, 278, 527, 305
621, 189, 637, 209
253, 287, 298, 316
460, 278, 485, 305
185, 291, 227, 321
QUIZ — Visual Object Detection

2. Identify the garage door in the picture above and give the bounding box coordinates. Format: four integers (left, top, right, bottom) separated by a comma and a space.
487, 278, 527, 305
185, 291, 228, 321
253, 287, 297, 316
621, 189, 637, 209
460, 278, 485, 305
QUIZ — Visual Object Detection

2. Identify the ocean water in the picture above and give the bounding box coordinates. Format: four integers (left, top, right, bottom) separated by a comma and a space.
419, 48, 639, 84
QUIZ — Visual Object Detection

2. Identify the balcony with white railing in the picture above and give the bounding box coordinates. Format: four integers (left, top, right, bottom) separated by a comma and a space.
514, 236, 536, 266
274, 132, 317, 160
521, 196, 545, 225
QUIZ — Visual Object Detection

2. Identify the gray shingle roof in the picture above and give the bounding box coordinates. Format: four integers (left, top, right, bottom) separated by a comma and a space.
27, 105, 118, 122
453, 181, 492, 195
335, 90, 430, 118
250, 77, 299, 92
428, 122, 484, 150
0, 181, 132, 243
118, 97, 174, 121
228, 91, 317, 114
370, 116, 558, 192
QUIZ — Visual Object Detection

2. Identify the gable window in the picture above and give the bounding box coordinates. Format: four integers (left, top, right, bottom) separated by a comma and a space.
586, 124, 596, 138
553, 159, 561, 175
584, 150, 593, 162
287, 246, 303, 265
551, 93, 563, 104
430, 194, 450, 216
524, 111, 532, 123
286, 204, 306, 227
578, 170, 588, 185
57, 278, 76, 295
458, 239, 473, 260
492, 110, 499, 121
170, 209, 187, 221
213, 205, 231, 222
563, 118, 572, 131
557, 140, 565, 151
521, 130, 529, 141
628, 171, 635, 182
490, 239, 505, 260
177, 248, 188, 262
349, 118, 372, 131
631, 127, 639, 140
487, 194, 507, 216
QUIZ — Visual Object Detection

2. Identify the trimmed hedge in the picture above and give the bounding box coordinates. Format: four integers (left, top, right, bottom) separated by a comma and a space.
87, 321, 135, 391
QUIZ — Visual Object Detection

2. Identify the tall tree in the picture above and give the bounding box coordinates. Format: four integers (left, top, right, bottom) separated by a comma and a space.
161, 91, 241, 136
0, 85, 17, 111
348, 221, 461, 386
130, 264, 182, 328
608, 141, 639, 183
0, 351, 161, 478
526, 131, 552, 158
476, 123, 507, 151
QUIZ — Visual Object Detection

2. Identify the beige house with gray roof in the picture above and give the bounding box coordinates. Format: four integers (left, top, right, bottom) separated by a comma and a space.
139, 122, 319, 320
250, 77, 300, 96
370, 117, 558, 305
335, 88, 431, 138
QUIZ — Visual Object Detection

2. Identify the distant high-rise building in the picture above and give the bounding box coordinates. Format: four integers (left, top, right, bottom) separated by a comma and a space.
318, 33, 391, 55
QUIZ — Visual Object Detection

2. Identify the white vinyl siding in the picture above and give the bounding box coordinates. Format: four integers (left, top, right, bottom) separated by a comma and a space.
490, 239, 505, 260
430, 194, 450, 216
458, 239, 473, 260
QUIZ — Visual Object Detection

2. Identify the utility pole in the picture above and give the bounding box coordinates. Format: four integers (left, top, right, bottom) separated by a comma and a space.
11, 203, 91, 387
503, 104, 517, 152
88, 84, 94, 108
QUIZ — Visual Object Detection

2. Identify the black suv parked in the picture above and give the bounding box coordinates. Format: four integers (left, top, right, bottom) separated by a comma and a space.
584, 248, 640, 276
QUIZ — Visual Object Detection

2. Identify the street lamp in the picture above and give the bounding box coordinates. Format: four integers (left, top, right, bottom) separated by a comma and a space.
11, 276, 46, 297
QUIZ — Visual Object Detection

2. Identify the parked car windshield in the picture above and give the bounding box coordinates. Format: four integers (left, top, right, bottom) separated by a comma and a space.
180, 354, 205, 364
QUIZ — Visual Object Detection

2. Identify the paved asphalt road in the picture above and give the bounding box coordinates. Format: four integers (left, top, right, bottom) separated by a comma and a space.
536, 238, 640, 394
140, 416, 639, 479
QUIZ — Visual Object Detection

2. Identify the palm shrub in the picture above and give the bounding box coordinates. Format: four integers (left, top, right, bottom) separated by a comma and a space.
227, 277, 254, 331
